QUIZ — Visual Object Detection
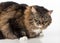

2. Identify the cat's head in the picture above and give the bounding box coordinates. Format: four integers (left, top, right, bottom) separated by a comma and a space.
30, 5, 53, 29
24, 5, 53, 38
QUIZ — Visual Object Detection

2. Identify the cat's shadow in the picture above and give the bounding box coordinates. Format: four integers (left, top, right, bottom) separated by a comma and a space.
19, 33, 44, 43
19, 37, 42, 43
28, 37, 42, 43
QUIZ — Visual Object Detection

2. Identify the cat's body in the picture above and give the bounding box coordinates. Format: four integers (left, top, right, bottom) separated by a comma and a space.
0, 1, 53, 39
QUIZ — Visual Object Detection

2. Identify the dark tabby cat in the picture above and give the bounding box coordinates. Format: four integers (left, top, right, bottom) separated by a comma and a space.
0, 1, 53, 39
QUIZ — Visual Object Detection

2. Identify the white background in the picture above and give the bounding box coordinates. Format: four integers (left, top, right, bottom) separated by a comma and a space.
0, 0, 60, 43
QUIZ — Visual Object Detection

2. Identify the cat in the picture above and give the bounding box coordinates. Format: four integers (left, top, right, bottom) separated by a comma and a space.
0, 1, 53, 39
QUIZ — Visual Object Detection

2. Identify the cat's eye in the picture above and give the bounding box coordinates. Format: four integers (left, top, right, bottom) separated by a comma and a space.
44, 16, 47, 20
34, 19, 38, 22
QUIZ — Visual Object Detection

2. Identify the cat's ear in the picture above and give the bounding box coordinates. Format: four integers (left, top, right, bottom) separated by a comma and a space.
48, 10, 53, 15
31, 7, 37, 13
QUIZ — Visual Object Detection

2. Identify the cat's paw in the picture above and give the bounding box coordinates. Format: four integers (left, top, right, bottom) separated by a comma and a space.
20, 36, 28, 41
40, 32, 44, 37
19, 36, 28, 43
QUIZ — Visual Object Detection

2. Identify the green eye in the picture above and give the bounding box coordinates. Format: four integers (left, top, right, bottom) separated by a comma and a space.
34, 19, 38, 22
44, 17, 48, 21
44, 17, 47, 20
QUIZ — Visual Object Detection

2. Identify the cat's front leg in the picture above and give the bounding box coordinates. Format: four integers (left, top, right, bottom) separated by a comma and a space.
0, 23, 17, 39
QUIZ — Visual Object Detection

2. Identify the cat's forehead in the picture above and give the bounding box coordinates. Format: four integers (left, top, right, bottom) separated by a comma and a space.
32, 5, 49, 14
25, 5, 52, 17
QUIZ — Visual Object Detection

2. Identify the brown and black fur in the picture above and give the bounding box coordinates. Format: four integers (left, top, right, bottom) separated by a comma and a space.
0, 1, 53, 39
0, 1, 28, 39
